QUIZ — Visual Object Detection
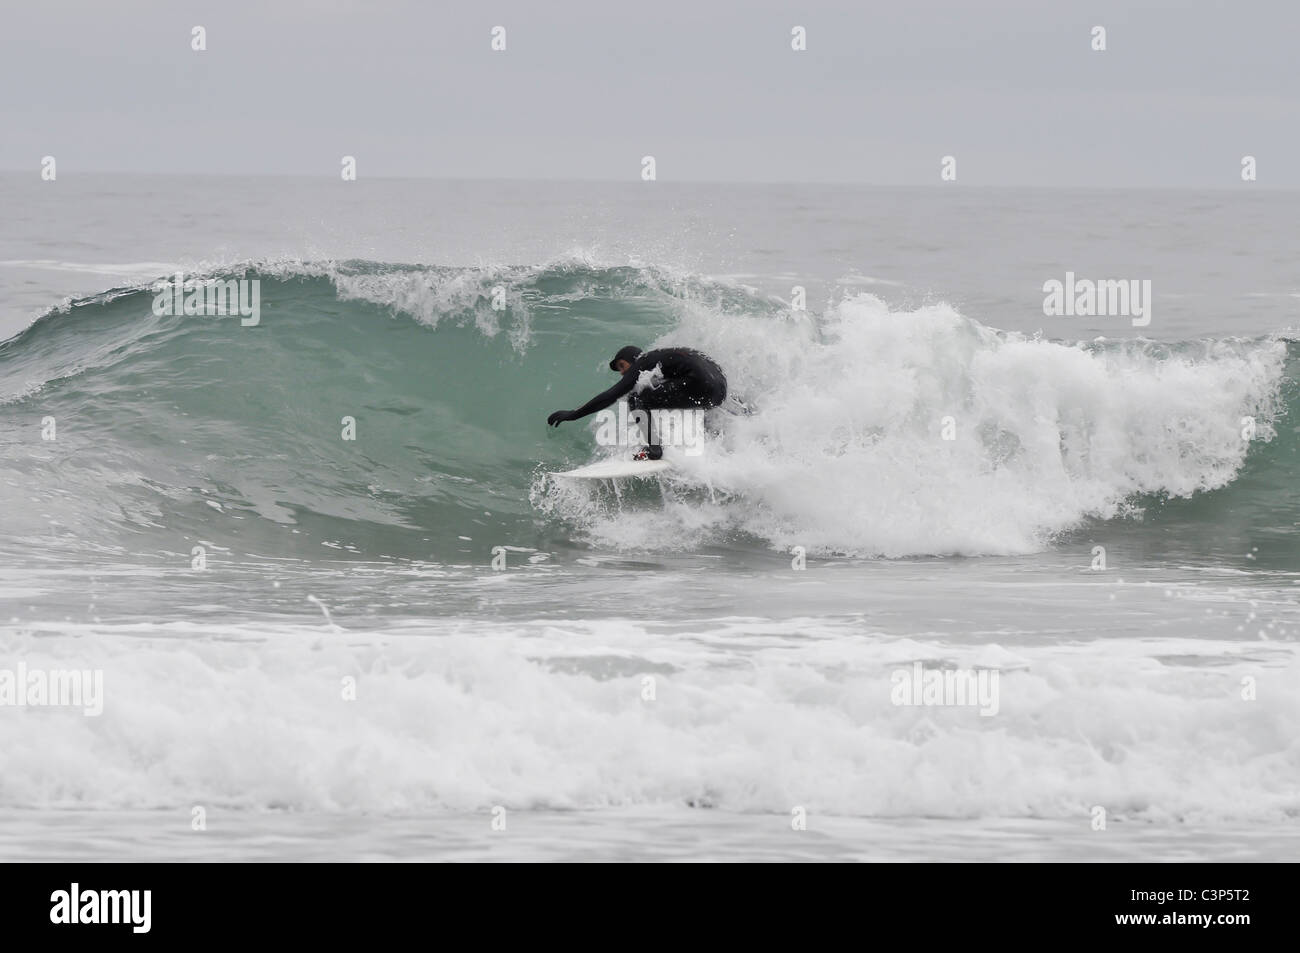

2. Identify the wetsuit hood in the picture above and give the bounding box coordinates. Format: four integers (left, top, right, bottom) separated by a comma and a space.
609, 345, 643, 371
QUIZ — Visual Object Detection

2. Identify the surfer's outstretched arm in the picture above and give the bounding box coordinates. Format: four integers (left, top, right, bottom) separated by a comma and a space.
547, 372, 637, 426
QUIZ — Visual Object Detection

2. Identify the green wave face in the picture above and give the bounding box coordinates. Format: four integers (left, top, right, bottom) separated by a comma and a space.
0, 260, 1296, 565
0, 262, 745, 562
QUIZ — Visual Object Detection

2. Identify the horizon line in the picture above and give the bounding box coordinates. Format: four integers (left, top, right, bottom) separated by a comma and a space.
0, 170, 1290, 192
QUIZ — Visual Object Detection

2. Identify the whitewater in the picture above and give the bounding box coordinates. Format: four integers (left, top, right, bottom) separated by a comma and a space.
1, 176, 1298, 860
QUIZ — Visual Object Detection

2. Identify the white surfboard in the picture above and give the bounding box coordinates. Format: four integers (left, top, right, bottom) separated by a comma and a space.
554, 457, 674, 479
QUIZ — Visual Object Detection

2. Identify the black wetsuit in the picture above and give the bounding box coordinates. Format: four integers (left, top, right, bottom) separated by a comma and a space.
562, 348, 727, 422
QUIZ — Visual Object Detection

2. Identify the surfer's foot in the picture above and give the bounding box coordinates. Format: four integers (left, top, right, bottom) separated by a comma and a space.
633, 445, 663, 461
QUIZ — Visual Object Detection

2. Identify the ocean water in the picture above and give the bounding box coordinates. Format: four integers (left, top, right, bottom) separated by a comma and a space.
1, 175, 1298, 862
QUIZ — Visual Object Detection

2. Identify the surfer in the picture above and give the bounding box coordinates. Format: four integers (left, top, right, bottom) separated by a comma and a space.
546, 345, 728, 459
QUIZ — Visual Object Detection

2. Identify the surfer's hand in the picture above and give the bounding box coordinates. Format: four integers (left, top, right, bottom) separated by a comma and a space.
547, 410, 574, 427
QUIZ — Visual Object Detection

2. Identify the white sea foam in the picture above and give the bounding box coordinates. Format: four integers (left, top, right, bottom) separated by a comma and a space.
1, 618, 1294, 821
540, 294, 1289, 556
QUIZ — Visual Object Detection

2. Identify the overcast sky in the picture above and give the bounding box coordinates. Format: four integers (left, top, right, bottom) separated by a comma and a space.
2, 0, 1297, 186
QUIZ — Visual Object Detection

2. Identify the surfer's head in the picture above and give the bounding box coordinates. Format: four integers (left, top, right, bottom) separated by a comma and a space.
610, 345, 642, 373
